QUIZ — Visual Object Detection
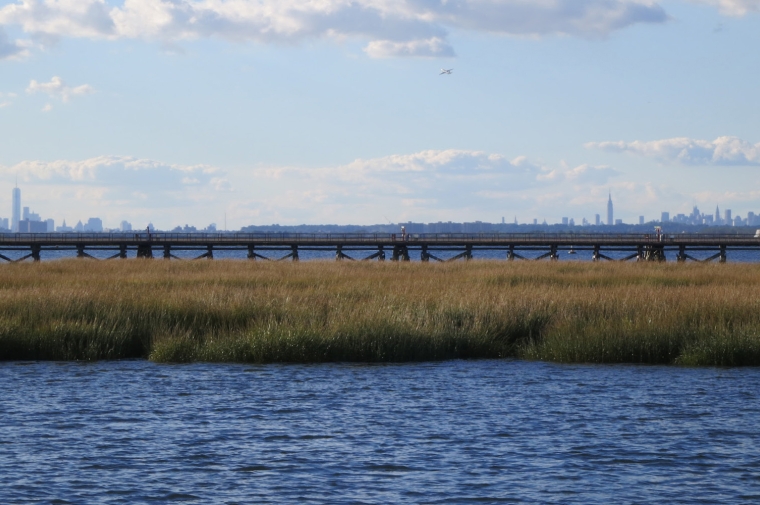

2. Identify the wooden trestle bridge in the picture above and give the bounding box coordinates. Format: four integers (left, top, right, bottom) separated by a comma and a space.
0, 232, 759, 263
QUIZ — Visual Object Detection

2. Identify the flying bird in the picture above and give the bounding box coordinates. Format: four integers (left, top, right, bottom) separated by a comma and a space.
439, 68, 453, 75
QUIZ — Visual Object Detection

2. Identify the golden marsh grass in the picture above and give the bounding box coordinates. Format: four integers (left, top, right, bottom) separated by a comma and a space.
1, 259, 759, 365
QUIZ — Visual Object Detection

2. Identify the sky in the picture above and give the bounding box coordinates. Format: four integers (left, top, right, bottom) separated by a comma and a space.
0, 0, 759, 230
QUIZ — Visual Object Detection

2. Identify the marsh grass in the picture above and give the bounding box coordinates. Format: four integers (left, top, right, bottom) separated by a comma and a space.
1, 259, 759, 365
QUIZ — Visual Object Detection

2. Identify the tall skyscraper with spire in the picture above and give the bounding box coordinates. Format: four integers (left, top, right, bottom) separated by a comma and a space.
607, 192, 613, 226
715, 205, 721, 225
11, 185, 20, 232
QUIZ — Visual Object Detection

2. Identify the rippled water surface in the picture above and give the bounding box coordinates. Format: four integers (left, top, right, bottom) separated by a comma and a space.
2, 360, 760, 504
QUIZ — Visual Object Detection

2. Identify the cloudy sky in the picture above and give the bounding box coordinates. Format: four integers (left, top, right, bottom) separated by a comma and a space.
0, 0, 759, 230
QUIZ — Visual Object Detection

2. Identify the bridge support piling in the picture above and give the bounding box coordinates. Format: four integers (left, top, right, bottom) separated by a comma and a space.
392, 245, 409, 261
163, 245, 171, 260
247, 244, 255, 260
421, 245, 429, 262
31, 245, 41, 262
677, 245, 687, 263
644, 245, 666, 262
292, 245, 299, 262
593, 245, 600, 262
136, 244, 153, 259
720, 245, 727, 263
378, 246, 385, 261
119, 244, 127, 259
508, 245, 515, 261
465, 245, 473, 261
550, 244, 559, 261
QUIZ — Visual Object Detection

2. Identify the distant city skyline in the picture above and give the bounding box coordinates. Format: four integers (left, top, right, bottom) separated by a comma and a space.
4, 185, 759, 232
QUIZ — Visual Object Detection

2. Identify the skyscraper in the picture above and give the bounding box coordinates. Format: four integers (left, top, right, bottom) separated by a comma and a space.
607, 192, 613, 226
715, 205, 721, 225
11, 186, 20, 232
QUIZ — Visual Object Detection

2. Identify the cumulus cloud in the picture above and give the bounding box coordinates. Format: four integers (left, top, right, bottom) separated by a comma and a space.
0, 26, 27, 59
26, 76, 94, 102
364, 37, 455, 59
4, 155, 221, 184
586, 136, 760, 165
0, 0, 669, 59
0, 155, 232, 227
688, 0, 760, 15
233, 149, 625, 224
1, 150, 625, 227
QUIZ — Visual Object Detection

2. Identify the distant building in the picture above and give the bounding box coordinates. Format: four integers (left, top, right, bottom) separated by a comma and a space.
595, 214, 600, 226
11, 187, 20, 232
0, 218, 8, 230
607, 192, 613, 226
501, 217, 505, 224
715, 205, 721, 225
561, 217, 568, 225
568, 218, 575, 226
639, 216, 644, 225
615, 219, 623, 225
120, 220, 132, 232
84, 218, 103, 232
22, 206, 41, 222
56, 219, 73, 232
533, 219, 538, 225
18, 219, 47, 233
46, 219, 54, 232
661, 212, 670, 223
725, 209, 732, 225
74, 220, 84, 232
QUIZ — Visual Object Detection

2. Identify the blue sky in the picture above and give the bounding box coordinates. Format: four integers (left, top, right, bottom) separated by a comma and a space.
1, 0, 759, 230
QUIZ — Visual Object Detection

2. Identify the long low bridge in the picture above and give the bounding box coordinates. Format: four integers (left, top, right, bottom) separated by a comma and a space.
1, 232, 759, 262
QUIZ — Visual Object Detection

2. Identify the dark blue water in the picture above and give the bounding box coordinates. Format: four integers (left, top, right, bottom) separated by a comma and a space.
2, 360, 760, 504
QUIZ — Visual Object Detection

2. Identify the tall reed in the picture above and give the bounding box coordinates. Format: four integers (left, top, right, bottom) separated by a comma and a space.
0, 259, 758, 365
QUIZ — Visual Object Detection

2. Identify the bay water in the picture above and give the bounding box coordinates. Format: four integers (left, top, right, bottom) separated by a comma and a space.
2, 360, 760, 503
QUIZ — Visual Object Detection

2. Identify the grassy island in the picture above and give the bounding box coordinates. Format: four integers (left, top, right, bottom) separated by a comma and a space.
1, 260, 759, 366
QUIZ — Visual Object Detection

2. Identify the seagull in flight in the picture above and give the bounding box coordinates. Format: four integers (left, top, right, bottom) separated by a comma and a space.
439, 68, 453, 75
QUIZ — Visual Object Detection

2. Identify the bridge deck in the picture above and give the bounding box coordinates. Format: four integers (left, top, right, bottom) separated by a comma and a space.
0, 232, 758, 262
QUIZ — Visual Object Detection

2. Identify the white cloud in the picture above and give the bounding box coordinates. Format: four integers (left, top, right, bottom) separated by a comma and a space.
4, 155, 220, 184
26, 76, 94, 102
230, 149, 625, 224
41, 102, 52, 111
0, 155, 229, 227
364, 37, 454, 59
0, 26, 27, 59
688, 0, 760, 15
1, 150, 625, 227
0, 0, 669, 59
586, 136, 760, 165
564, 163, 620, 184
